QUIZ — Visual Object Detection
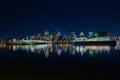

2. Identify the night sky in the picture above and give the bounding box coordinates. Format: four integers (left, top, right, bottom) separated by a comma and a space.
0, 0, 120, 38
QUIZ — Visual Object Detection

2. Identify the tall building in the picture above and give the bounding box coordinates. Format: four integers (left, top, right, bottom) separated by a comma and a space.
52, 33, 57, 41
36, 33, 41, 40
80, 32, 85, 37
43, 30, 49, 40
56, 32, 62, 40
94, 33, 98, 37
88, 32, 93, 38
69, 31, 75, 40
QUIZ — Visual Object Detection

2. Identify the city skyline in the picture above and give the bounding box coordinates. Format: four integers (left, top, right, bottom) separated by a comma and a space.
0, 29, 119, 40
0, 0, 120, 38
0, 30, 114, 39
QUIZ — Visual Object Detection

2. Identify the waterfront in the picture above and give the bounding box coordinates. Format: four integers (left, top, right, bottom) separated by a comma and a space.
0, 44, 114, 58
0, 44, 120, 79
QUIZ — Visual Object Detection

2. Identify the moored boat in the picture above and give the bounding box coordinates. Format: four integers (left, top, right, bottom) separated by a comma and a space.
72, 37, 116, 46
7, 40, 51, 45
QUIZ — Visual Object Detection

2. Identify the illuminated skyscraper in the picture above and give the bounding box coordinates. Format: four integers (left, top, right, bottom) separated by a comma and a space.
94, 33, 98, 37
80, 32, 85, 37
56, 32, 61, 39
69, 31, 75, 40
52, 33, 57, 41
43, 30, 49, 40
88, 32, 93, 38
36, 33, 41, 40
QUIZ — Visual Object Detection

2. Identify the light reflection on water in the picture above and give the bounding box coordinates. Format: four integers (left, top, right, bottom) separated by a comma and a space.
0, 44, 120, 58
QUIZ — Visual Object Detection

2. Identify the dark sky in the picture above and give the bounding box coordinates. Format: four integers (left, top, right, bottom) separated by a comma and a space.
0, 0, 120, 38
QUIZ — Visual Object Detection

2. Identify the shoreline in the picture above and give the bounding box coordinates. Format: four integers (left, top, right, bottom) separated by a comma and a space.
0, 40, 116, 46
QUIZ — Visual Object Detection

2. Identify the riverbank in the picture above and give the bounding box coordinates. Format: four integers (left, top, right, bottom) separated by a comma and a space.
0, 40, 116, 46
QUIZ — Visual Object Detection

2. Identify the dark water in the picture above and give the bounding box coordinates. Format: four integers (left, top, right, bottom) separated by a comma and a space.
0, 44, 120, 79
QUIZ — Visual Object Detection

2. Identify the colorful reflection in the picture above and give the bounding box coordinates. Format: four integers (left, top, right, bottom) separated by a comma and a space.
0, 44, 112, 57
72, 45, 110, 56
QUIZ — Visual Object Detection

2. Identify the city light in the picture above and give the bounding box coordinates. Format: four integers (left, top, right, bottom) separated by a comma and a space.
0, 44, 113, 57
0, 30, 119, 46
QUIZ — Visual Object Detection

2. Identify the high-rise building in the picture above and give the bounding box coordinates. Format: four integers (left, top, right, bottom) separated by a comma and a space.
80, 32, 85, 37
88, 32, 93, 38
94, 33, 98, 37
43, 30, 49, 40
36, 33, 41, 40
56, 32, 62, 40
69, 31, 75, 40
52, 33, 57, 41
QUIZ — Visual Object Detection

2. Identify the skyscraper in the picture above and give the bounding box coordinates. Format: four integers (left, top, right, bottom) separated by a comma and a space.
69, 31, 75, 40
43, 30, 49, 40
36, 33, 41, 40
80, 32, 85, 37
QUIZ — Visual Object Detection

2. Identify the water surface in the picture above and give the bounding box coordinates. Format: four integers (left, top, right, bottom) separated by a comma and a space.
0, 44, 120, 79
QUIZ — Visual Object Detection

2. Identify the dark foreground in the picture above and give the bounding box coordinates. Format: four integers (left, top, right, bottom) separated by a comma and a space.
0, 56, 120, 80
0, 66, 118, 80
